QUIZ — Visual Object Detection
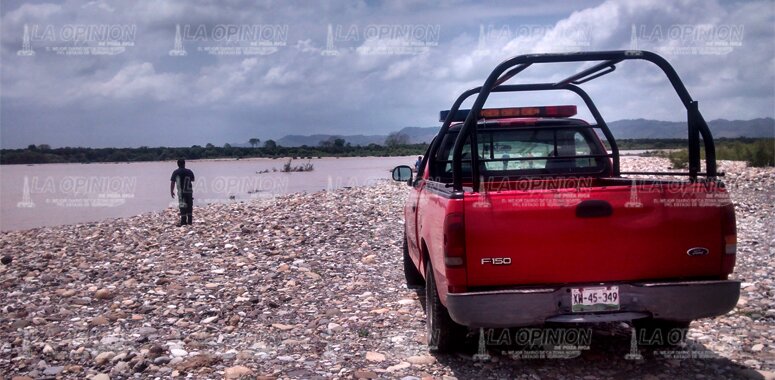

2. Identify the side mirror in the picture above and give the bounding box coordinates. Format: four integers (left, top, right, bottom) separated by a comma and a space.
392, 165, 413, 184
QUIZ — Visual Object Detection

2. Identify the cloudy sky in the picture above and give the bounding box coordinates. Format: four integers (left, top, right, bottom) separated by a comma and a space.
1, 0, 773, 148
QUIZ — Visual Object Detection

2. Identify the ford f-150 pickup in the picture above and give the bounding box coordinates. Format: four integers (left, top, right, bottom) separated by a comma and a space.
392, 50, 739, 352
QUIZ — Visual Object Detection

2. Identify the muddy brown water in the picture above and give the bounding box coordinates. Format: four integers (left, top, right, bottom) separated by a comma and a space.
0, 156, 417, 231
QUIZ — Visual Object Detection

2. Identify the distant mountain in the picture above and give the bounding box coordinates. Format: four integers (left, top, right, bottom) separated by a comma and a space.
397, 127, 440, 144
607, 118, 774, 139
274, 118, 773, 147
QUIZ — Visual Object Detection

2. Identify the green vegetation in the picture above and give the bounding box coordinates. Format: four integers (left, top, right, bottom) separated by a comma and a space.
4, 138, 771, 167
662, 139, 774, 169
1, 142, 429, 165
281, 159, 314, 172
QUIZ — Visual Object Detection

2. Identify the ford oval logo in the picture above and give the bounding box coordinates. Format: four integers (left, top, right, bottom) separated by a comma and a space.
687, 247, 709, 256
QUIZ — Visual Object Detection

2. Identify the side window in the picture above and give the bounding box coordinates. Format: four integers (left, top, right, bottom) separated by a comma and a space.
444, 136, 471, 176
573, 131, 596, 168
416, 140, 433, 179
430, 132, 470, 180
574, 132, 591, 155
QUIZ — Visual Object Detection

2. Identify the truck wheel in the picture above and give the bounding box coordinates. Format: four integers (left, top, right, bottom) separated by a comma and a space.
403, 235, 424, 289
633, 319, 690, 347
425, 264, 467, 353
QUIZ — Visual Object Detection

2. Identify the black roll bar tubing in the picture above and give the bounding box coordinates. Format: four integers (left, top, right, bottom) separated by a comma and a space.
559, 59, 621, 85
451, 50, 717, 191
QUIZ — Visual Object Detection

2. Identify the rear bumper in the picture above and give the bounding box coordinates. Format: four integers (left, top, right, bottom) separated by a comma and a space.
445, 280, 740, 328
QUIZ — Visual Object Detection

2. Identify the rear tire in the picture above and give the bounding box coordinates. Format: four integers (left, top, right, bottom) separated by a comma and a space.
633, 318, 690, 347
425, 264, 467, 353
403, 235, 424, 289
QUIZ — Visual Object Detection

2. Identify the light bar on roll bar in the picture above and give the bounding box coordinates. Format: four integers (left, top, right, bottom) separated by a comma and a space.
439, 105, 577, 122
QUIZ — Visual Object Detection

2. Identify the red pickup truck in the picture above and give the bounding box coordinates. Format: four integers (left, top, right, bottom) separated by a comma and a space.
392, 51, 739, 352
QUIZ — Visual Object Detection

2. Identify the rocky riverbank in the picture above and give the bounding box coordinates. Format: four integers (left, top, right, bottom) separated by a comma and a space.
1, 157, 773, 379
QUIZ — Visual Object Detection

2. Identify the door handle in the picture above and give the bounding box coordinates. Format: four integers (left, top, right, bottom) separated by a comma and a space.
575, 200, 613, 218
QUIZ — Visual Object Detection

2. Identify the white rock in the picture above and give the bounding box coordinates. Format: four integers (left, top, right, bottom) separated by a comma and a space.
386, 362, 411, 372
169, 348, 188, 357
365, 351, 386, 362
406, 355, 436, 365
94, 351, 115, 365
327, 322, 343, 333
202, 316, 218, 324
224, 366, 253, 379
111, 361, 130, 376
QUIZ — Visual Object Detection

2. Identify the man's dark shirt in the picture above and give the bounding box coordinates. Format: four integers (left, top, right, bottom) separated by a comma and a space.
171, 168, 195, 194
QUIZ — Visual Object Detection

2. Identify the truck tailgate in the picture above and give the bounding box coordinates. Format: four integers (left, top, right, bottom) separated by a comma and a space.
464, 182, 730, 287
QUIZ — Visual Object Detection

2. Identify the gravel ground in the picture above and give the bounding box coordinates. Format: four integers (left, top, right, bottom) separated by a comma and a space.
0, 157, 773, 380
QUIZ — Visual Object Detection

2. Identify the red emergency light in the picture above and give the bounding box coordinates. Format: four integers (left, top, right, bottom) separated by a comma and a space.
440, 105, 577, 122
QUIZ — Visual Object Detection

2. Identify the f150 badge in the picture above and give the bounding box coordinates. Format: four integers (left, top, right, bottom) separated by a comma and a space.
687, 247, 709, 256
481, 257, 512, 265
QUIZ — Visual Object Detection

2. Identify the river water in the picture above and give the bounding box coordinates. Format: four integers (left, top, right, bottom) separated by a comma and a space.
0, 156, 416, 231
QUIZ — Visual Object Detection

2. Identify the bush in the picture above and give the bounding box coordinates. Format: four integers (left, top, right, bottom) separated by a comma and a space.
280, 159, 314, 172
667, 150, 689, 169
743, 139, 773, 167
282, 159, 292, 172
666, 139, 774, 169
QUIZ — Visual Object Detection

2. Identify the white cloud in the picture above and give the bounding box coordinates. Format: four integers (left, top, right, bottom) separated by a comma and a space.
81, 62, 183, 101
82, 1, 116, 13
458, 0, 775, 121
3, 3, 62, 25
0, 0, 772, 148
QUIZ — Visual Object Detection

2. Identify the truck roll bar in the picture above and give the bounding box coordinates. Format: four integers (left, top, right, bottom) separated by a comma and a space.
448, 50, 717, 192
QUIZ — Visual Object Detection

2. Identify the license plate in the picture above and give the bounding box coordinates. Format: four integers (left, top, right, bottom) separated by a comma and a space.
571, 286, 620, 312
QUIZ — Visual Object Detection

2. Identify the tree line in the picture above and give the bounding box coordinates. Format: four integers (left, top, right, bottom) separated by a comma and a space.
0, 138, 427, 165
3, 137, 770, 166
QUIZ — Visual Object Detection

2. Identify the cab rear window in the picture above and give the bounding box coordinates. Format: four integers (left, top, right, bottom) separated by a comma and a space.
431, 127, 608, 180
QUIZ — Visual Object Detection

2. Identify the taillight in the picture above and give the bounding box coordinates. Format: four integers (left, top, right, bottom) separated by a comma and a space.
724, 235, 737, 255
444, 210, 468, 293
443, 212, 466, 267
721, 203, 736, 275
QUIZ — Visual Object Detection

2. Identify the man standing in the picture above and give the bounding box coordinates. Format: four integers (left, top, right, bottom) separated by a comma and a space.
170, 159, 195, 226
414, 156, 422, 173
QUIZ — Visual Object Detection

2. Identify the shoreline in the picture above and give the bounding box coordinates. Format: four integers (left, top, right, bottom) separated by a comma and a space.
0, 179, 394, 234
0, 156, 768, 233
0, 156, 417, 232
